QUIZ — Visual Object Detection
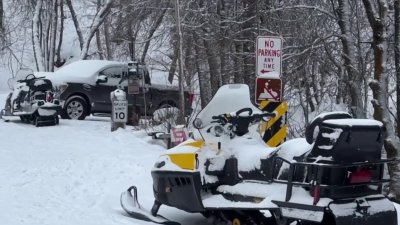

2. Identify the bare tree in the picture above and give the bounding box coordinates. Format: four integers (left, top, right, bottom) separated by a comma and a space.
65, 0, 83, 50
362, 0, 400, 199
55, 0, 65, 68
0, 0, 3, 34
32, 0, 45, 71
96, 0, 105, 59
80, 0, 113, 59
140, 1, 168, 64
395, 0, 400, 138
336, 0, 365, 118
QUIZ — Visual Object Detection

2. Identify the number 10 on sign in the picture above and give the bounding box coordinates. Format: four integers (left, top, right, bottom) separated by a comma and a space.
113, 100, 128, 122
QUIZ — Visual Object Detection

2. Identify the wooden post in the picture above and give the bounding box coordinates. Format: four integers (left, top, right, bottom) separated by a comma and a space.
111, 89, 127, 131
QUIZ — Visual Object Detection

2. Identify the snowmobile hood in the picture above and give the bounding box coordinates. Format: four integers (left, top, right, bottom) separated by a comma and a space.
194, 84, 261, 130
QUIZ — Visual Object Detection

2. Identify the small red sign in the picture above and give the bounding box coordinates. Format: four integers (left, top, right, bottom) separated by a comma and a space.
171, 126, 189, 145
255, 78, 282, 103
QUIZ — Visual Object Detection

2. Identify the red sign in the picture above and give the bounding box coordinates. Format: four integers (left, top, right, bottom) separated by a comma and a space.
255, 78, 282, 103
171, 126, 189, 145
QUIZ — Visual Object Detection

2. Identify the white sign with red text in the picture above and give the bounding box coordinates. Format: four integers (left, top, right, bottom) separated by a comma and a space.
256, 36, 282, 77
171, 125, 189, 145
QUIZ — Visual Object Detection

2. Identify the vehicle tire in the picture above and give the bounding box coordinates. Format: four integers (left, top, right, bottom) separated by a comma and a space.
153, 102, 178, 122
63, 96, 88, 120
34, 116, 40, 127
20, 115, 30, 123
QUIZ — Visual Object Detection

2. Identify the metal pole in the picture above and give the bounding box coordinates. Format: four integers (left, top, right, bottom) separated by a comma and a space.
174, 0, 186, 124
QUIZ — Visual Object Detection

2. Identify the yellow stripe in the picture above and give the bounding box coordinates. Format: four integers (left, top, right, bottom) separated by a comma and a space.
169, 153, 197, 170
265, 101, 288, 130
183, 140, 204, 148
259, 100, 270, 110
267, 125, 287, 147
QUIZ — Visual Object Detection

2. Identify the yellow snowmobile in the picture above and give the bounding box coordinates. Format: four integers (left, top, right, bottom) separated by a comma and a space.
121, 84, 397, 225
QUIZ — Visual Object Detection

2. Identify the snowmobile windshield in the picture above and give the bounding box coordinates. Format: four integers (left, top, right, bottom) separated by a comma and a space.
194, 84, 262, 131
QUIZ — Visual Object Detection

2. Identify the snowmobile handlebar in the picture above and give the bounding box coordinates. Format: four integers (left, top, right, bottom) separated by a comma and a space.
210, 108, 275, 137
17, 74, 45, 83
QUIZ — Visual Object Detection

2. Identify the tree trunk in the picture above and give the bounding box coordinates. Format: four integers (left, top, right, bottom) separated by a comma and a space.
242, 0, 256, 100
49, 0, 58, 71
194, 35, 212, 108
55, 0, 65, 68
168, 44, 178, 84
103, 16, 112, 60
174, 0, 186, 124
80, 0, 113, 60
0, 0, 3, 34
233, 43, 244, 83
140, 5, 167, 64
32, 0, 45, 71
203, 38, 221, 95
95, 0, 104, 60
65, 0, 83, 50
362, 0, 400, 200
337, 0, 365, 118
395, 0, 400, 138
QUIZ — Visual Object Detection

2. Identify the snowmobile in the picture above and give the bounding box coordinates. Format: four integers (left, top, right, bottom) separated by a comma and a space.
0, 74, 61, 126
121, 83, 397, 225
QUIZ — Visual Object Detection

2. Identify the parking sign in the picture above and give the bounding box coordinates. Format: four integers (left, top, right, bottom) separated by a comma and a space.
256, 36, 282, 77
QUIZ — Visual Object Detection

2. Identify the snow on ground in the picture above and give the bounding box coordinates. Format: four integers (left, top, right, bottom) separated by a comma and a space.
0, 93, 208, 225
1, 91, 400, 225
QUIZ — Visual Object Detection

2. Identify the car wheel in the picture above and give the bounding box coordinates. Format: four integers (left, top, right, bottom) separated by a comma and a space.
64, 96, 88, 120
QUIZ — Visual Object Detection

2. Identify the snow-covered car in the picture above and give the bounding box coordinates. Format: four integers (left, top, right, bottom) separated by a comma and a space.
42, 60, 193, 120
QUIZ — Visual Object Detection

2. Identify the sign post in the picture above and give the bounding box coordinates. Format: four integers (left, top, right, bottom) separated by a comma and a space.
255, 36, 287, 147
127, 63, 141, 126
256, 36, 282, 77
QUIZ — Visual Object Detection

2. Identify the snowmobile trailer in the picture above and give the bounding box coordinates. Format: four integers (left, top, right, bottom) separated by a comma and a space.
121, 84, 397, 225
1, 74, 61, 126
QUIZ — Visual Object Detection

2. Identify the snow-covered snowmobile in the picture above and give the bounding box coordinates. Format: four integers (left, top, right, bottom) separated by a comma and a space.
0, 74, 61, 126
121, 84, 397, 225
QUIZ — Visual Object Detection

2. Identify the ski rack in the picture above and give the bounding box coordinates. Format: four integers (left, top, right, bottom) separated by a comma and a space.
271, 157, 394, 209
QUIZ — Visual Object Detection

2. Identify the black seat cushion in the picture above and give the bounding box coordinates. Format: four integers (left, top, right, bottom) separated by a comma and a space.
308, 119, 385, 163
305, 112, 352, 144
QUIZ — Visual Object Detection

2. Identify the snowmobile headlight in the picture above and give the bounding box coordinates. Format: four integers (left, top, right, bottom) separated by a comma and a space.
211, 125, 225, 137
154, 161, 166, 169
193, 118, 203, 129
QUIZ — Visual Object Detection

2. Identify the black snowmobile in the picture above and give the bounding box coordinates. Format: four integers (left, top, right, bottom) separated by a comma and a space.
1, 74, 61, 126
121, 84, 397, 225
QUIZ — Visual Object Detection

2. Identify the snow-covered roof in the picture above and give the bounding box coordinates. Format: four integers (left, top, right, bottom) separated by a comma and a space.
46, 60, 124, 85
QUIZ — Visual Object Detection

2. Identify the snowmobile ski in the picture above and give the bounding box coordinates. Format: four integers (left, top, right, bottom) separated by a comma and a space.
120, 186, 181, 225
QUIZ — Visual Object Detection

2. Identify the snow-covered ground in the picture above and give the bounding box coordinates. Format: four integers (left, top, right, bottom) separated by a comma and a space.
1, 91, 400, 225
0, 93, 208, 225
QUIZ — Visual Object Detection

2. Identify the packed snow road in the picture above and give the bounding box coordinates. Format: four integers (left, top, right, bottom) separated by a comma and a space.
0, 93, 207, 225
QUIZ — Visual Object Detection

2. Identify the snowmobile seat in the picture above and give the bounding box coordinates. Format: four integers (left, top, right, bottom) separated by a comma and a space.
305, 111, 352, 144
28, 78, 53, 92
305, 119, 386, 199
307, 118, 385, 163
